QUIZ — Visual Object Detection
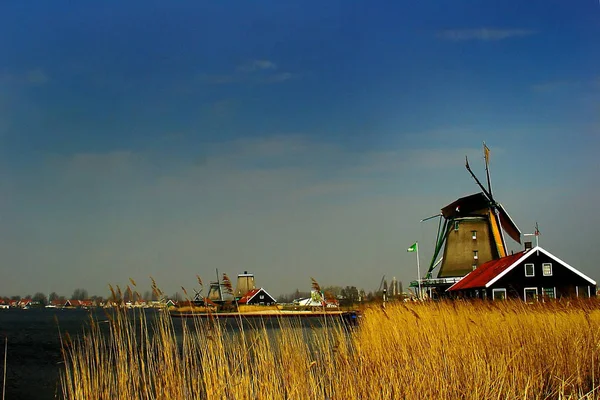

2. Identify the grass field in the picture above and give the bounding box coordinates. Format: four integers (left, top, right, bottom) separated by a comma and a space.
61, 299, 600, 399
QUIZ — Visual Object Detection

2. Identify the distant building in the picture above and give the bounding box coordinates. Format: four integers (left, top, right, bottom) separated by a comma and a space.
237, 288, 277, 306
294, 290, 339, 308
448, 246, 596, 300
235, 271, 256, 300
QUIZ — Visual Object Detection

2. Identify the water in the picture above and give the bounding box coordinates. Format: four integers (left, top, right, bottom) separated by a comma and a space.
0, 308, 90, 399
0, 308, 354, 399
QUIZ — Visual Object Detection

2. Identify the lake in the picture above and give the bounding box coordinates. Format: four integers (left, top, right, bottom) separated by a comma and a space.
0, 308, 349, 399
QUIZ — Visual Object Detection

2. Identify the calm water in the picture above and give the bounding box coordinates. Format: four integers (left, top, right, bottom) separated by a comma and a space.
0, 308, 350, 400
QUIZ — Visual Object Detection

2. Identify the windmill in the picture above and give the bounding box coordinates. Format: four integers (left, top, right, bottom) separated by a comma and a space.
420, 143, 521, 282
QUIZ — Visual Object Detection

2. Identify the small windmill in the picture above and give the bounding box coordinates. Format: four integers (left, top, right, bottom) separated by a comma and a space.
422, 143, 522, 279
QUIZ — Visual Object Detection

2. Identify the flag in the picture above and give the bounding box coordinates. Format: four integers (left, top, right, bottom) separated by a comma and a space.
483, 143, 490, 166
534, 222, 540, 236
407, 242, 418, 253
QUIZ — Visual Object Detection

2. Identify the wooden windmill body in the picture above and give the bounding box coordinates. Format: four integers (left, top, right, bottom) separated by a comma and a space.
423, 144, 522, 282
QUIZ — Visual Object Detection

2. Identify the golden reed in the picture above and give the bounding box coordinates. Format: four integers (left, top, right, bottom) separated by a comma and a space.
61, 299, 600, 399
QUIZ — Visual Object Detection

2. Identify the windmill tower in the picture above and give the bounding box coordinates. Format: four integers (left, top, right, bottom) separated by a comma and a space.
422, 143, 521, 281
234, 271, 256, 299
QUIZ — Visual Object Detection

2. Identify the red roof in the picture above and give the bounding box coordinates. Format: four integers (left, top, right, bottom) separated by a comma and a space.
238, 288, 261, 304
448, 251, 526, 291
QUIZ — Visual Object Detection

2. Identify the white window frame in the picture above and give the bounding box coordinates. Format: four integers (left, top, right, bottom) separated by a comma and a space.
525, 263, 535, 277
472, 264, 477, 270
492, 288, 507, 300
473, 250, 478, 260
542, 263, 553, 276
472, 230, 477, 240
524, 287, 538, 302
577, 286, 592, 298
542, 287, 556, 299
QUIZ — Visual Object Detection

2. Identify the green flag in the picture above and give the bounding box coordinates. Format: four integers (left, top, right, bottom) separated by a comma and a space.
407, 242, 418, 252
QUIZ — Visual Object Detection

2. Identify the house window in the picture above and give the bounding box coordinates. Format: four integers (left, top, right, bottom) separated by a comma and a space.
543, 287, 555, 299
524, 287, 538, 302
472, 264, 477, 270
472, 230, 477, 240
259, 295, 264, 300
576, 286, 591, 298
473, 250, 478, 260
542, 263, 552, 276
525, 263, 534, 277
492, 288, 507, 300
454, 221, 459, 231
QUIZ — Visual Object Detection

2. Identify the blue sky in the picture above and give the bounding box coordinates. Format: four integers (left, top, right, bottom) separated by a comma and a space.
1, 1, 599, 297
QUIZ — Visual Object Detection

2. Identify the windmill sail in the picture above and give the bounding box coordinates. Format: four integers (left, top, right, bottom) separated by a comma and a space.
430, 148, 521, 278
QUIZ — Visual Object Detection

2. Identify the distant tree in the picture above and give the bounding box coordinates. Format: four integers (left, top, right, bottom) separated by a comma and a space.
49, 292, 60, 302
341, 286, 359, 306
32, 292, 47, 305
322, 286, 343, 298
72, 288, 89, 300
10, 295, 21, 301
143, 291, 152, 301
359, 289, 366, 302
278, 289, 311, 303
277, 293, 295, 303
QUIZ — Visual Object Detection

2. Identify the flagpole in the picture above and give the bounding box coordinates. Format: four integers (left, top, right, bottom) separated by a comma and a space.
416, 241, 421, 300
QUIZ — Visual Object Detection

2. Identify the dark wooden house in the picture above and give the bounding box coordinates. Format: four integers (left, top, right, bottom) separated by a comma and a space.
237, 288, 277, 306
447, 246, 596, 301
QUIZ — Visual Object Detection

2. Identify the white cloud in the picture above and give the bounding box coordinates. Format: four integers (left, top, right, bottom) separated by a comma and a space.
261, 72, 298, 84
531, 77, 600, 93
0, 68, 49, 86
530, 81, 573, 93
438, 28, 536, 41
26, 69, 49, 84
198, 59, 297, 85
236, 59, 278, 73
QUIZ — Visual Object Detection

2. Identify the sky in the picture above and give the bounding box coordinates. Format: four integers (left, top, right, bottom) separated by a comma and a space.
0, 1, 599, 298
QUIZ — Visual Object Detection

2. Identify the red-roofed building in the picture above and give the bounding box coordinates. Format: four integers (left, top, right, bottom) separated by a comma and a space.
448, 246, 596, 301
65, 299, 94, 308
237, 288, 277, 306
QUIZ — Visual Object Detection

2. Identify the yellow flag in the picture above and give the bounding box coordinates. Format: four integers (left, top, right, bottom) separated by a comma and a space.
483, 143, 490, 166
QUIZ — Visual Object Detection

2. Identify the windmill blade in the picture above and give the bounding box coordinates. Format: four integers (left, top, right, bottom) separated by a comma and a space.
483, 142, 493, 197
465, 156, 495, 203
420, 213, 442, 222
497, 203, 522, 244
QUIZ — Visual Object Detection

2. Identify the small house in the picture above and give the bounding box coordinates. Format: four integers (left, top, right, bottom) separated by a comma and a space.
64, 299, 82, 308
50, 300, 64, 307
165, 299, 176, 308
237, 288, 277, 306
448, 246, 596, 301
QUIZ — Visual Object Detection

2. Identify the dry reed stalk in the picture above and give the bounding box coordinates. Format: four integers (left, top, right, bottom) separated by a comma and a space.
61, 298, 600, 399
